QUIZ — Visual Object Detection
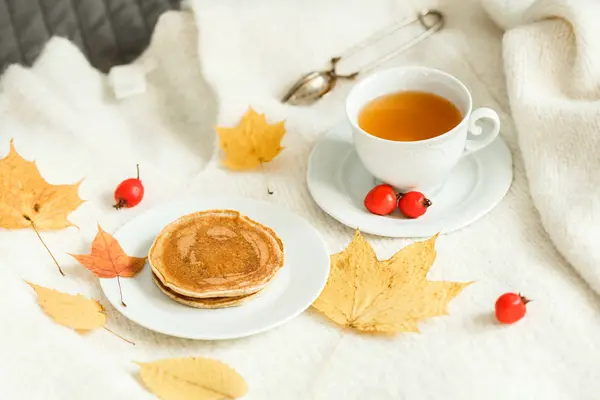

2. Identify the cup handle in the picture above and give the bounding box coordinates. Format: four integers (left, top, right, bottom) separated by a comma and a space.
464, 107, 500, 155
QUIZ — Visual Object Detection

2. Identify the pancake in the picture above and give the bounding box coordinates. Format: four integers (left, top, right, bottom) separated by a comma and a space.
151, 272, 259, 309
149, 209, 284, 299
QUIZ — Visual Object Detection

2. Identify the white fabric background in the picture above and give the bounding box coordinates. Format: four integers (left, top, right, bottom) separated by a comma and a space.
0, 1, 598, 399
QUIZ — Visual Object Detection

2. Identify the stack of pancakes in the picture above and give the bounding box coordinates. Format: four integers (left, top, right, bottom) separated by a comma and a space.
148, 209, 284, 308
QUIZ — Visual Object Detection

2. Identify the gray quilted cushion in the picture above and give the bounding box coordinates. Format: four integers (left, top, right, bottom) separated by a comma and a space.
0, 0, 181, 73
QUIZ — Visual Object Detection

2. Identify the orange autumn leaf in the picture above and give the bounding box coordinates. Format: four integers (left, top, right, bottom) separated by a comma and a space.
71, 224, 146, 278
0, 139, 84, 275
0, 139, 83, 230
70, 224, 146, 307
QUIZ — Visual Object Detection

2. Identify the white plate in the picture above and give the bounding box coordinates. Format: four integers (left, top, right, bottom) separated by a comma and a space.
99, 197, 330, 340
307, 122, 513, 237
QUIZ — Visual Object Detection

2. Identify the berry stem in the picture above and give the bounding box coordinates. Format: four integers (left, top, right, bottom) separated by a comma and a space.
26, 217, 65, 276
424, 198, 432, 207
113, 199, 126, 210
135, 164, 140, 180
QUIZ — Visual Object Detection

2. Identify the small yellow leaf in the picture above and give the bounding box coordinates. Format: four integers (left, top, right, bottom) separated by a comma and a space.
312, 230, 471, 334
216, 107, 285, 170
0, 139, 84, 230
137, 357, 248, 400
27, 282, 106, 332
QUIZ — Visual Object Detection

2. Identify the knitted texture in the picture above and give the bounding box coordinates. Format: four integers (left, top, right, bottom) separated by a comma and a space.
0, 2, 598, 399
483, 0, 600, 295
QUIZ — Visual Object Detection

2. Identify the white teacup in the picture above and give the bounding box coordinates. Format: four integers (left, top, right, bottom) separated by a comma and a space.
347, 66, 500, 192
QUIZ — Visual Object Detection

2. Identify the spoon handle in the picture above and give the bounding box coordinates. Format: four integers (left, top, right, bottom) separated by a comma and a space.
335, 10, 444, 76
281, 10, 444, 105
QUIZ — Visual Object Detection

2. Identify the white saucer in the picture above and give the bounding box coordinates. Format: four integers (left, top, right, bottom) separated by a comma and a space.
307, 122, 513, 237
99, 197, 330, 340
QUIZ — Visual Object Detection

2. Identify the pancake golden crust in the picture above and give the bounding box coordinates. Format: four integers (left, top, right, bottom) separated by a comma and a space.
149, 209, 284, 299
151, 272, 259, 309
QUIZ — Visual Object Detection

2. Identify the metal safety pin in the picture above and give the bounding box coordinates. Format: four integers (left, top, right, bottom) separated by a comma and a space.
281, 9, 444, 106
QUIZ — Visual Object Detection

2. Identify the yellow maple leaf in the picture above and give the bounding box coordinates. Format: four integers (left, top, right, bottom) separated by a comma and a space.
27, 282, 106, 333
0, 139, 84, 230
137, 357, 248, 400
312, 231, 471, 333
216, 107, 285, 170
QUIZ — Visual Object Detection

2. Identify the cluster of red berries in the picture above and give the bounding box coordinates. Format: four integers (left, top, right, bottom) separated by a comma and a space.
364, 184, 432, 218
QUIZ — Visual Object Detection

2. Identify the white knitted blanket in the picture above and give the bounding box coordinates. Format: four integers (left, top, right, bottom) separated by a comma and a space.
1, 1, 599, 399
482, 0, 600, 295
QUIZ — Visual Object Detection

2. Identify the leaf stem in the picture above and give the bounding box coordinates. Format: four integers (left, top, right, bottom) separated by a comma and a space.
116, 276, 127, 307
27, 218, 65, 276
103, 326, 135, 345
260, 161, 274, 195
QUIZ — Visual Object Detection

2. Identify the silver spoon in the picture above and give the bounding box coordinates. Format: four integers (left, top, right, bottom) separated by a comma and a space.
281, 10, 445, 106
